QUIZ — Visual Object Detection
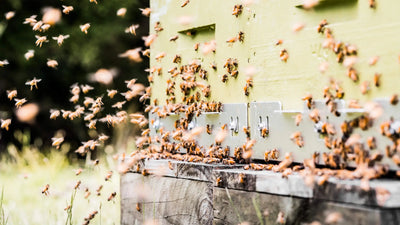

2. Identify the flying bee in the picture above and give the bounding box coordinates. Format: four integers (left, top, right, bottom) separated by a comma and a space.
42, 184, 50, 195
51, 136, 64, 149
24, 50, 35, 61
75, 168, 83, 176
369, 0, 376, 8
35, 35, 48, 47
116, 8, 127, 17
347, 67, 358, 82
309, 109, 320, 123
0, 59, 9, 67
373, 73, 381, 87
105, 171, 113, 181
136, 203, 141, 212
125, 24, 139, 35
49, 109, 60, 120
155, 52, 166, 61
279, 49, 289, 62
6, 90, 17, 100
62, 5, 73, 14
112, 101, 126, 109
0, 119, 11, 131
226, 36, 237, 43
139, 8, 151, 17
172, 54, 181, 64
47, 59, 58, 68
80, 23, 90, 34
25, 77, 42, 90
14, 98, 27, 108
275, 39, 283, 45
5, 11, 15, 20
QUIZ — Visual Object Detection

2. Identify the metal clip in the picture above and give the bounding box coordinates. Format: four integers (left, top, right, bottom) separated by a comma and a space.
229, 116, 239, 134
258, 116, 269, 138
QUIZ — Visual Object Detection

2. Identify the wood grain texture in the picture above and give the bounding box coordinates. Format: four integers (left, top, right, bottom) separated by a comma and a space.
213, 187, 400, 225
121, 173, 213, 225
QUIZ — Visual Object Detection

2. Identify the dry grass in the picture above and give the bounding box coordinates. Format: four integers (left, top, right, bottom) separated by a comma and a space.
0, 133, 120, 225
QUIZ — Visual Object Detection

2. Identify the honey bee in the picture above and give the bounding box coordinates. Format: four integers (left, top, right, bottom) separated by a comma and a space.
14, 98, 27, 108
136, 203, 141, 212
302, 94, 313, 109
232, 4, 243, 17
139, 8, 151, 17
309, 109, 320, 123
172, 54, 181, 64
52, 34, 70, 46
325, 212, 343, 224
261, 127, 269, 138
105, 171, 113, 181
0, 119, 11, 131
51, 136, 64, 149
154, 21, 163, 32
238, 31, 244, 42
80, 23, 90, 34
5, 11, 15, 20
42, 184, 50, 195
369, 56, 379, 66
34, 35, 48, 47
216, 177, 222, 186
125, 24, 139, 35
210, 62, 217, 70
347, 67, 358, 82
116, 8, 127, 17
292, 23, 305, 32
25, 77, 42, 90
239, 173, 245, 184
226, 36, 237, 43
317, 19, 328, 33
6, 90, 17, 100
244, 84, 250, 96
270, 148, 279, 159
369, 0, 376, 8
276, 211, 285, 224
47, 59, 58, 68
107, 192, 117, 201
169, 35, 179, 41
194, 43, 199, 51
24, 50, 35, 61
243, 126, 250, 138
390, 94, 398, 105
142, 169, 149, 176
275, 39, 283, 45
294, 113, 302, 126
221, 74, 228, 83
366, 136, 376, 150
84, 190, 91, 199
181, 0, 190, 7
360, 81, 370, 95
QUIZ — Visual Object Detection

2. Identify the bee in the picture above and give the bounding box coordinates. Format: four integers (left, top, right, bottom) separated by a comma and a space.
295, 113, 302, 126
279, 49, 289, 62
372, 73, 381, 87
360, 81, 370, 95
14, 98, 27, 108
276, 211, 285, 224
0, 59, 9, 67
366, 136, 376, 150
42, 184, 50, 195
136, 203, 141, 212
210, 62, 217, 70
6, 90, 17, 100
261, 127, 269, 138
75, 168, 83, 176
244, 84, 250, 96
369, 56, 379, 66
243, 126, 250, 138
154, 21, 163, 32
84, 190, 91, 199
169, 35, 179, 41
107, 192, 117, 201
221, 74, 228, 83
24, 50, 35, 61
80, 23, 90, 34
0, 119, 11, 131
116, 8, 127, 17
369, 0, 376, 8
232, 4, 243, 17
25, 77, 42, 90
140, 8, 151, 17
47, 59, 58, 68
105, 171, 113, 181
317, 19, 328, 33
51, 136, 64, 149
270, 148, 279, 159
215, 129, 228, 145
347, 67, 358, 82
292, 22, 305, 32
52, 34, 70, 46
275, 39, 283, 45
181, 0, 190, 7
239, 173, 245, 184
226, 36, 237, 43
5, 11, 15, 20
35, 35, 48, 47
194, 43, 199, 51
112, 101, 126, 109
264, 150, 271, 161
309, 109, 320, 123
98, 133, 109, 142
390, 94, 398, 105
216, 177, 223, 187
142, 169, 149, 176
172, 54, 181, 64
325, 212, 343, 224
125, 24, 139, 35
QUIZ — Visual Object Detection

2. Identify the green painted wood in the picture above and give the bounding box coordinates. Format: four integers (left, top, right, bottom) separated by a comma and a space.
149, 0, 400, 110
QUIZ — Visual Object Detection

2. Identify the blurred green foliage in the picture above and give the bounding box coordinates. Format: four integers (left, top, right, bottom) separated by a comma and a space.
0, 0, 149, 152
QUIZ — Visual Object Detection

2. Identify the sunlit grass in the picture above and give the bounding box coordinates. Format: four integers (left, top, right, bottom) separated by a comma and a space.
0, 137, 120, 225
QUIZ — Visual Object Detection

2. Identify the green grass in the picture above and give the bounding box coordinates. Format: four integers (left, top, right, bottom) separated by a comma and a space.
0, 142, 120, 225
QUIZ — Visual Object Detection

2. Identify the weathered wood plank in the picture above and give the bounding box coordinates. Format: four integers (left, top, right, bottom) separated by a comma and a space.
121, 173, 213, 225
213, 169, 400, 208
213, 187, 400, 225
